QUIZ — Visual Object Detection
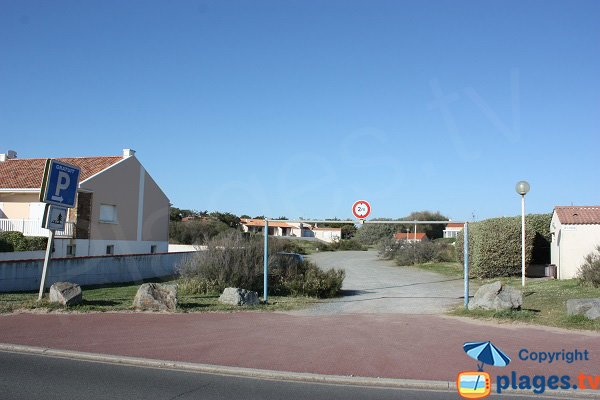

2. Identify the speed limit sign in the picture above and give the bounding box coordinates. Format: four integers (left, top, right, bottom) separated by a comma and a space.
352, 200, 371, 219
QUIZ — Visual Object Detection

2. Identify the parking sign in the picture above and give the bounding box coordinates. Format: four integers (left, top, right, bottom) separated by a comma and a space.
40, 159, 81, 208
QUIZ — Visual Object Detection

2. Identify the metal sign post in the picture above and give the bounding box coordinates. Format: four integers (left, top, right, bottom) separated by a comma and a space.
37, 159, 81, 301
38, 229, 55, 301
263, 219, 269, 303
463, 222, 469, 309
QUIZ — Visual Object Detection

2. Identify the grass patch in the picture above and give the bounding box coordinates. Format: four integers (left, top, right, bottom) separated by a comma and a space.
450, 279, 600, 331
406, 263, 600, 330
0, 278, 318, 314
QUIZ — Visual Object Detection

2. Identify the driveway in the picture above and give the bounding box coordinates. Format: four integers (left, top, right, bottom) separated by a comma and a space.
295, 250, 464, 315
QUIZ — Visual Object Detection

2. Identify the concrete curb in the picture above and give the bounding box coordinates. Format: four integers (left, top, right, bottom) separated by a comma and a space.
0, 343, 598, 398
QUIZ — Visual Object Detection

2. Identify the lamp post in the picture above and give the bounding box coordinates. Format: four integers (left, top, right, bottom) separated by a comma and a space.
515, 181, 530, 287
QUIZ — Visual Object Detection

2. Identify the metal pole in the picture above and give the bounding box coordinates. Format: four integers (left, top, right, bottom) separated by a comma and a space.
464, 222, 469, 309
263, 219, 269, 303
521, 194, 526, 287
38, 229, 55, 301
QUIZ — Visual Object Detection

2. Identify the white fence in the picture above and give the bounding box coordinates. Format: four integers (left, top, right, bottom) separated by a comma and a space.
0, 219, 74, 238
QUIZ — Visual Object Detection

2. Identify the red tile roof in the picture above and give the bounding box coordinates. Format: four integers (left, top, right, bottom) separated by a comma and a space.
0, 156, 123, 189
445, 223, 464, 228
554, 206, 600, 225
394, 232, 427, 240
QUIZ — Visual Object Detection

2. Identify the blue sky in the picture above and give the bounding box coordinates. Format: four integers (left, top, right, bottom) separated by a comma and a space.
1, 1, 599, 221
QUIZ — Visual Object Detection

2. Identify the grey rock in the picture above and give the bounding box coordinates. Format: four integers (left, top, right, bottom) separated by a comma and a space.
566, 299, 600, 320
218, 287, 259, 306
468, 281, 522, 311
49, 282, 83, 306
133, 283, 177, 311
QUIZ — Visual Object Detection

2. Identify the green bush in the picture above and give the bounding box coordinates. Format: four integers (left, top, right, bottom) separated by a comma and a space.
169, 219, 232, 245
0, 231, 48, 252
577, 246, 600, 288
278, 262, 345, 298
456, 214, 550, 278
326, 239, 367, 251
177, 231, 345, 298
379, 237, 456, 265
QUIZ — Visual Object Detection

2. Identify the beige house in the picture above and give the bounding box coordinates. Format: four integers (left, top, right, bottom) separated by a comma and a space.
0, 149, 169, 257
550, 206, 600, 279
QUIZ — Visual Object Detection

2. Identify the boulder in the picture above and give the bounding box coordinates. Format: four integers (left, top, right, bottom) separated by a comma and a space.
49, 282, 83, 306
566, 299, 600, 320
468, 281, 522, 311
218, 287, 259, 306
133, 283, 177, 311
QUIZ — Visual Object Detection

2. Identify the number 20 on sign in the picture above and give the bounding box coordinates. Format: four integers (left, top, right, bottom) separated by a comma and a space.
352, 200, 371, 220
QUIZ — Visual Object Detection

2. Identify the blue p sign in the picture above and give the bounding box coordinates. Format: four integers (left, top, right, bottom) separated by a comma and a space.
41, 160, 81, 208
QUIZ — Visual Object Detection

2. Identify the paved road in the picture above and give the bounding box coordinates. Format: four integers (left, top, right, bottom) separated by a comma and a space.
0, 351, 540, 400
300, 250, 464, 314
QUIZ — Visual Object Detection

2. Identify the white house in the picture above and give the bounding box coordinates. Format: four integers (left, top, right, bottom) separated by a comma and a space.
550, 206, 600, 279
443, 222, 464, 238
0, 149, 170, 257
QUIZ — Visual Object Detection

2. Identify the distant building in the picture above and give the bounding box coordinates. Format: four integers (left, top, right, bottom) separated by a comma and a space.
393, 232, 427, 243
0, 149, 169, 257
443, 222, 464, 238
239, 219, 342, 243
550, 206, 600, 279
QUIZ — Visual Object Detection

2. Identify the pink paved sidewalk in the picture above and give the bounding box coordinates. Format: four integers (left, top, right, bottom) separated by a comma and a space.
0, 312, 598, 382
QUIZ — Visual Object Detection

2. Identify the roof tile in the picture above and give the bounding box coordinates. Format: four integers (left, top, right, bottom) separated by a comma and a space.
555, 206, 600, 225
0, 156, 123, 189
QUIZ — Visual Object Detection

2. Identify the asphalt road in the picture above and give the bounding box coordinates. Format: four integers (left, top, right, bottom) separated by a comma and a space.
300, 250, 465, 315
0, 351, 543, 400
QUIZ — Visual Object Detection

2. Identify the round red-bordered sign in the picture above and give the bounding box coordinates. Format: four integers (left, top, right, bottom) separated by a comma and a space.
352, 200, 371, 219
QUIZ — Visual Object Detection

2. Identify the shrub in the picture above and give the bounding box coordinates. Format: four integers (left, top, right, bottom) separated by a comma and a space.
455, 214, 550, 279
169, 219, 232, 245
380, 238, 456, 265
0, 231, 48, 252
577, 246, 600, 288
355, 223, 405, 245
326, 239, 367, 251
177, 231, 345, 298
278, 261, 345, 298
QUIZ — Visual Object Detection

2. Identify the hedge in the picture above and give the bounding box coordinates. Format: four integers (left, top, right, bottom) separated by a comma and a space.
456, 214, 551, 278
0, 231, 48, 252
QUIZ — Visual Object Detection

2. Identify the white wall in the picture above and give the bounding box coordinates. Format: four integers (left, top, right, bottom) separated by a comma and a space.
0, 250, 45, 261
0, 252, 192, 292
313, 229, 342, 243
52, 239, 168, 258
551, 213, 600, 279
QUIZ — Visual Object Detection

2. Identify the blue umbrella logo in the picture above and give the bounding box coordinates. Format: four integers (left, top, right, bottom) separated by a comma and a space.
463, 341, 511, 372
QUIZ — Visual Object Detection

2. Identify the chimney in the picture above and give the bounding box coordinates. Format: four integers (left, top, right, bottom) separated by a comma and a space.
123, 148, 136, 158
0, 150, 17, 162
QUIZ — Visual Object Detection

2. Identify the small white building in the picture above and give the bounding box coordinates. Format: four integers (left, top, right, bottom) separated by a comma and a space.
443, 222, 464, 238
311, 227, 342, 243
550, 206, 600, 279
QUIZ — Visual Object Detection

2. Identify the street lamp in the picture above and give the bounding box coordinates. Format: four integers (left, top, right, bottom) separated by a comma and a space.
515, 181, 530, 287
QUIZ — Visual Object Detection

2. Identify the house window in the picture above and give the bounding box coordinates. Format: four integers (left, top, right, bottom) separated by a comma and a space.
66, 245, 76, 257
99, 204, 117, 223
150, 245, 157, 254
106, 245, 114, 255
